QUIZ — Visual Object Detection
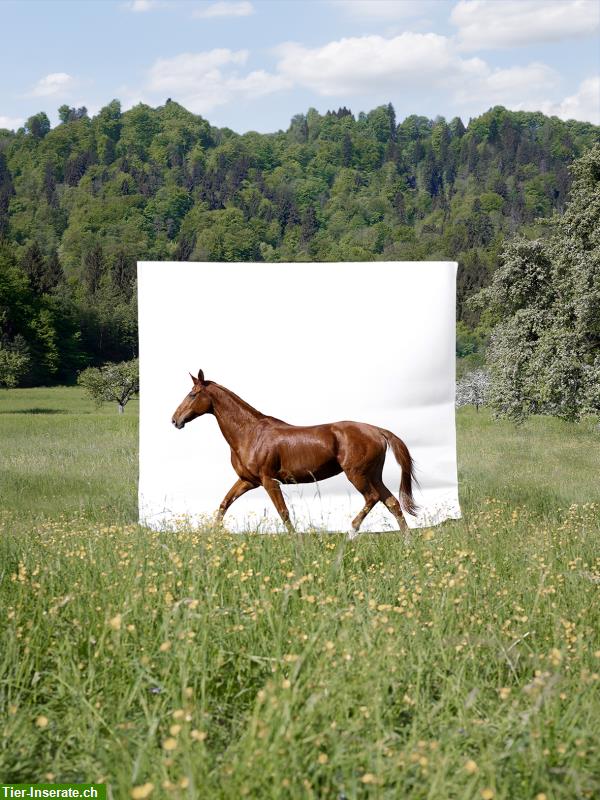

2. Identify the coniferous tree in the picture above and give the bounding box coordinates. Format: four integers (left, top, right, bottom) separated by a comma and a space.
84, 243, 104, 295
0, 154, 14, 239
21, 242, 46, 294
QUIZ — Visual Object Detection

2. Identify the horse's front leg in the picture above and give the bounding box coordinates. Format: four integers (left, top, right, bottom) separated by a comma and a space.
215, 478, 255, 524
261, 477, 295, 533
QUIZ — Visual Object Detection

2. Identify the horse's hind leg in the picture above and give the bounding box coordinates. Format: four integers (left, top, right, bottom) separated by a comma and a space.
344, 471, 380, 535
374, 479, 408, 531
262, 477, 295, 533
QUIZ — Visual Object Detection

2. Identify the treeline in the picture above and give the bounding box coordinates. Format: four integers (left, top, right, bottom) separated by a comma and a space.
0, 100, 597, 384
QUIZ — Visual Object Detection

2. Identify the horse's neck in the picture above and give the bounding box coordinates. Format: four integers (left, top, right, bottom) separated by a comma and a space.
209, 384, 265, 449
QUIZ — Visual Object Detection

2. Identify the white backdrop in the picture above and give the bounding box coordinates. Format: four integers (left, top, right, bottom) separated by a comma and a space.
138, 261, 461, 532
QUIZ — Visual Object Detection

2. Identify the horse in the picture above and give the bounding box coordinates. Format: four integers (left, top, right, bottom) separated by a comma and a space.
171, 370, 418, 535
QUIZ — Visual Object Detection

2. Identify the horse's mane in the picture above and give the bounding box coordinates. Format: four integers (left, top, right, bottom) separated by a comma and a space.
211, 382, 266, 420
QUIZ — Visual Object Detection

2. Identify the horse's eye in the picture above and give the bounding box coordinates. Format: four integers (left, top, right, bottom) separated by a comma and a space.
188, 392, 195, 398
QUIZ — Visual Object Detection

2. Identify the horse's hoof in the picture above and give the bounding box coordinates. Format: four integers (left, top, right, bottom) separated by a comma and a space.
347, 529, 359, 540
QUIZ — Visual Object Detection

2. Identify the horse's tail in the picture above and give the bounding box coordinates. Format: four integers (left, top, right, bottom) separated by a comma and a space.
380, 429, 419, 517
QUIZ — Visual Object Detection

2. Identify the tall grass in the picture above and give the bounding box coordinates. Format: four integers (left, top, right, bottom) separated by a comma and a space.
1, 389, 599, 799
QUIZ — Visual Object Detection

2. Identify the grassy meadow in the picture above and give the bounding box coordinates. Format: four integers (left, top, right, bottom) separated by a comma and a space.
1, 388, 599, 799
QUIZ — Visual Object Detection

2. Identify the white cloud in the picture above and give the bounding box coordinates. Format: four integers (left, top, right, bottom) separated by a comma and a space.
486, 63, 558, 95
29, 72, 74, 98
0, 115, 23, 130
227, 69, 290, 97
145, 49, 288, 113
455, 61, 560, 108
275, 33, 488, 96
193, 1, 254, 18
332, 0, 435, 19
540, 76, 600, 124
452, 0, 600, 51
127, 0, 161, 11
274, 32, 591, 123
122, 29, 595, 125
116, 85, 153, 111
148, 49, 248, 93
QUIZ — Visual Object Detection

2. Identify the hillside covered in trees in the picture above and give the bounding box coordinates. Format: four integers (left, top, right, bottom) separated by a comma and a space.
0, 100, 598, 385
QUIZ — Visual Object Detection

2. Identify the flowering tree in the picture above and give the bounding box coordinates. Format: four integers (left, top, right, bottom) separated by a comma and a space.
78, 358, 139, 413
0, 335, 30, 388
472, 144, 600, 422
456, 369, 490, 411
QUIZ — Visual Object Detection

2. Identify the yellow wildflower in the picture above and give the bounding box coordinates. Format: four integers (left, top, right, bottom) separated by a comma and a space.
361, 774, 377, 784
108, 614, 122, 631
130, 785, 154, 800
162, 737, 177, 751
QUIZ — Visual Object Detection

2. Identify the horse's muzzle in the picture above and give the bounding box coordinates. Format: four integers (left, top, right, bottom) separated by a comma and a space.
172, 417, 185, 430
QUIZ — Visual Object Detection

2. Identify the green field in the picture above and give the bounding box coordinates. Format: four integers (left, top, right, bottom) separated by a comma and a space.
1, 388, 599, 799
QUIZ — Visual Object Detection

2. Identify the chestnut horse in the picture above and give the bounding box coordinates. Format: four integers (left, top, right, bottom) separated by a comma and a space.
171, 370, 418, 535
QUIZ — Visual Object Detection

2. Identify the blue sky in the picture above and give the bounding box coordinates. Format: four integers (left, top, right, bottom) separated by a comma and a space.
1, 0, 598, 133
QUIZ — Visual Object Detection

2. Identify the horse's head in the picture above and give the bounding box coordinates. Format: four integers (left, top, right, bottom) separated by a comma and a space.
171, 369, 213, 429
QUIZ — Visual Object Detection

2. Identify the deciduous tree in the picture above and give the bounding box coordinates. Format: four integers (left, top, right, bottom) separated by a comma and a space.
0, 334, 30, 388
78, 358, 139, 413
476, 144, 600, 421
456, 369, 490, 411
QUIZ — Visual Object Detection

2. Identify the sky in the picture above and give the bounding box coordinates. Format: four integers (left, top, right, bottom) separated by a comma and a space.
1, 0, 599, 133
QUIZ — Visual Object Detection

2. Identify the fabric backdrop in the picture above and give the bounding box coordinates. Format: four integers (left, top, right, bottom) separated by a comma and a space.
138, 261, 461, 532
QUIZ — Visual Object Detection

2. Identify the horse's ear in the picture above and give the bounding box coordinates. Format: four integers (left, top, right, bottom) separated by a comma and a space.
197, 369, 205, 384
189, 372, 198, 385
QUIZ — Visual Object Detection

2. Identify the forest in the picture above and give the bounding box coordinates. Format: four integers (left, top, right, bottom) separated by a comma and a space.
0, 99, 598, 385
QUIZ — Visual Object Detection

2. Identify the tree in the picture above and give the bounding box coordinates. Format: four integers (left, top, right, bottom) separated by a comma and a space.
0, 153, 14, 239
77, 358, 139, 413
300, 205, 318, 243
25, 112, 50, 139
366, 105, 395, 143
449, 116, 466, 138
44, 251, 64, 291
288, 113, 308, 144
21, 241, 47, 294
83, 243, 104, 294
111, 250, 135, 297
0, 100, 597, 387
476, 144, 600, 421
0, 334, 30, 388
58, 105, 88, 124
96, 99, 122, 140
456, 369, 490, 411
